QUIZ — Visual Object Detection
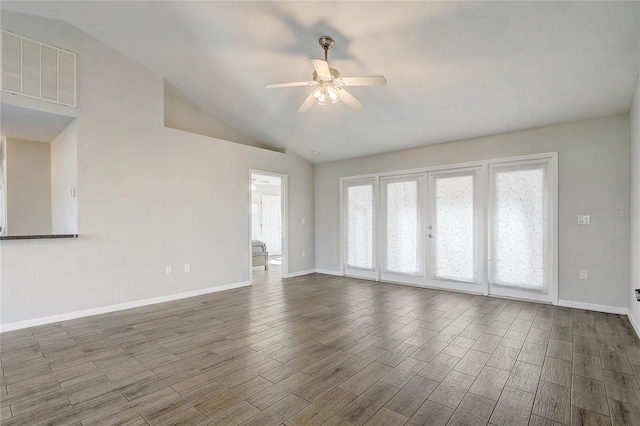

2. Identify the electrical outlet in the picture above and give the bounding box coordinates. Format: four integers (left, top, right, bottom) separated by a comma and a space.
301, 218, 305, 225
184, 264, 191, 273
165, 266, 172, 275
302, 251, 306, 258
580, 270, 588, 280
578, 215, 590, 225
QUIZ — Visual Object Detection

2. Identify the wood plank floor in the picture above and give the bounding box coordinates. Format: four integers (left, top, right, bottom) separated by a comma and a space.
2, 265, 640, 425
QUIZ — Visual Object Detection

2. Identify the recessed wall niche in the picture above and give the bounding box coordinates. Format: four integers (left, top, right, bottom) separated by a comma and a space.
0, 103, 77, 236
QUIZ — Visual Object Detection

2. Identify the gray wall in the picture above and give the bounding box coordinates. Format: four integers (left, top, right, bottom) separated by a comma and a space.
164, 83, 274, 151
6, 137, 52, 235
0, 11, 315, 326
630, 76, 640, 325
315, 116, 630, 309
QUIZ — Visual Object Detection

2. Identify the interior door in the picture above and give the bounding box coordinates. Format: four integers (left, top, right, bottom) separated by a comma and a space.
427, 168, 483, 294
488, 160, 554, 302
251, 194, 261, 240
261, 194, 282, 256
380, 175, 425, 285
343, 179, 377, 279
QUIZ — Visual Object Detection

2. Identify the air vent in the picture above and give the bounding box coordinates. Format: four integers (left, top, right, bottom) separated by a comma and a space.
1, 31, 76, 107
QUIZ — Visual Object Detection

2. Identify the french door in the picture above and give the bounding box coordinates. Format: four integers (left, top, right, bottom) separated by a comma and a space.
341, 154, 557, 304
380, 175, 425, 285
427, 168, 483, 293
346, 169, 482, 290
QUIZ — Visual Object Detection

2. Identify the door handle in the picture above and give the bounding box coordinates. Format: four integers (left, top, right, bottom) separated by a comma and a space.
429, 234, 434, 239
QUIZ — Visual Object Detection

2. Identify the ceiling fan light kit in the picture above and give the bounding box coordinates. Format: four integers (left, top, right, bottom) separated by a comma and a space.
265, 36, 387, 112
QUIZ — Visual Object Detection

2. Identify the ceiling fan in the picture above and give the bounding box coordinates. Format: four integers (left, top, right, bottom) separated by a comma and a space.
265, 36, 387, 112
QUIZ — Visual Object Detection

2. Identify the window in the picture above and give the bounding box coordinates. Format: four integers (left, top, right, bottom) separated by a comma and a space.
430, 171, 478, 283
489, 161, 549, 294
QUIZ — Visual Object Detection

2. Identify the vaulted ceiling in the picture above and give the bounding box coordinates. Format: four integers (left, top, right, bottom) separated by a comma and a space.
3, 1, 639, 163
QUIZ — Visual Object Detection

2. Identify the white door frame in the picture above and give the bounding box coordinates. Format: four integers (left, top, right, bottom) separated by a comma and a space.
486, 155, 558, 304
339, 152, 558, 305
249, 169, 289, 281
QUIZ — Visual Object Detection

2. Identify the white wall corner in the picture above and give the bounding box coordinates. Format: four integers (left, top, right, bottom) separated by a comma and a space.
558, 299, 640, 339
0, 280, 251, 333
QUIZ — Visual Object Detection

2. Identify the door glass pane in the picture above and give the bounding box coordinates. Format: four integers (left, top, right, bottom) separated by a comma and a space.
346, 182, 374, 270
490, 164, 547, 292
385, 178, 420, 275
432, 174, 475, 282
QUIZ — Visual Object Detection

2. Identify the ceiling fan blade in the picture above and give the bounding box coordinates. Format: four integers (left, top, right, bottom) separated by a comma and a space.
337, 89, 365, 110
265, 81, 312, 89
297, 92, 316, 113
310, 59, 331, 78
341, 76, 387, 87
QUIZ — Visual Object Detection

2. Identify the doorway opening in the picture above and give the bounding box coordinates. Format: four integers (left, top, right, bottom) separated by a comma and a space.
250, 170, 287, 282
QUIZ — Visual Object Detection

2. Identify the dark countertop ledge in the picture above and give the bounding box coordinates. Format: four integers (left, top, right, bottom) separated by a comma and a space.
0, 234, 78, 240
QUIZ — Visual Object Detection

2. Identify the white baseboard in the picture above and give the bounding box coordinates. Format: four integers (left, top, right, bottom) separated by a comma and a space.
0, 281, 251, 333
287, 269, 316, 278
557, 299, 630, 316
7, 279, 634, 336
315, 269, 343, 276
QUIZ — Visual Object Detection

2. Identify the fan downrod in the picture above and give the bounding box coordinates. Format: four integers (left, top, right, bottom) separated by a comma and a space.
319, 36, 334, 61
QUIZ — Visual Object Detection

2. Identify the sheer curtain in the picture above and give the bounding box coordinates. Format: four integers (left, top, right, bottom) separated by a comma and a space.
345, 181, 374, 270
431, 173, 476, 283
383, 176, 421, 275
489, 163, 547, 293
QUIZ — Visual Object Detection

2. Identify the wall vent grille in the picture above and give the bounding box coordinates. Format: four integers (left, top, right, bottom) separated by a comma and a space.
1, 31, 76, 107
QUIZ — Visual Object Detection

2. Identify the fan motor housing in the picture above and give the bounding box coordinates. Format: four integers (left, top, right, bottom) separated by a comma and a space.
313, 68, 340, 80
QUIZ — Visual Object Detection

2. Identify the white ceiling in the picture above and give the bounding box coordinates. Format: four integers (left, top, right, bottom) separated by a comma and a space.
3, 1, 639, 163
